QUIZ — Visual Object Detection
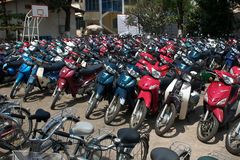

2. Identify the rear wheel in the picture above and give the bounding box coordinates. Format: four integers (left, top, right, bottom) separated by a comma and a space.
197, 114, 219, 143
104, 96, 122, 125
225, 119, 240, 155
1, 106, 32, 149
85, 97, 98, 119
130, 134, 149, 160
50, 90, 61, 109
41, 116, 79, 156
129, 100, 148, 129
155, 103, 177, 136
10, 82, 21, 99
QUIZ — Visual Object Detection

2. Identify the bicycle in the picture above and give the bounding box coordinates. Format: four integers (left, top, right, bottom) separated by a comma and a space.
53, 122, 149, 160
0, 100, 32, 154
12, 108, 79, 160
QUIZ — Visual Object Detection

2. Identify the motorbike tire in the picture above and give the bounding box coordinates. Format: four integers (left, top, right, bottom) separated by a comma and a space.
50, 90, 61, 109
104, 96, 121, 125
23, 84, 33, 102
10, 82, 21, 99
225, 119, 240, 155
197, 114, 219, 143
85, 97, 98, 119
155, 103, 177, 136
129, 100, 148, 129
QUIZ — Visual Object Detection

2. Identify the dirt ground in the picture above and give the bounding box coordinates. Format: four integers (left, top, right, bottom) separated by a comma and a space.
0, 83, 239, 160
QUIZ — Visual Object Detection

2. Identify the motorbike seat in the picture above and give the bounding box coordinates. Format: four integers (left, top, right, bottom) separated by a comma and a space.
6, 59, 23, 67
70, 121, 94, 136
43, 61, 65, 71
117, 128, 140, 144
78, 64, 103, 75
150, 147, 179, 160
29, 109, 50, 122
197, 156, 218, 160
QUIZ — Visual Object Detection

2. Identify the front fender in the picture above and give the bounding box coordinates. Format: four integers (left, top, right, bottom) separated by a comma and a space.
138, 90, 151, 108
57, 78, 67, 91
212, 108, 223, 123
15, 72, 25, 85
114, 87, 127, 105
95, 84, 105, 99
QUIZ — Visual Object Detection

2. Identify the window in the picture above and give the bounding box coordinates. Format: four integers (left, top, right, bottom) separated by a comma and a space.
102, 0, 122, 12
86, 0, 99, 11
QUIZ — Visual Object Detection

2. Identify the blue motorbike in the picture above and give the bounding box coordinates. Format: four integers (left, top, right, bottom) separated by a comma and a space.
22, 53, 63, 101
223, 47, 240, 71
104, 64, 140, 125
10, 52, 34, 99
85, 61, 118, 119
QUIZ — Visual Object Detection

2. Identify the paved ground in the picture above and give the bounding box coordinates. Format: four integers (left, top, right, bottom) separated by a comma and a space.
0, 83, 239, 160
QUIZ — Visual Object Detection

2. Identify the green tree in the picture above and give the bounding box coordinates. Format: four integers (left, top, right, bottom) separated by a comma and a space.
126, 0, 172, 34
40, 0, 72, 36
162, 0, 194, 36
196, 0, 233, 36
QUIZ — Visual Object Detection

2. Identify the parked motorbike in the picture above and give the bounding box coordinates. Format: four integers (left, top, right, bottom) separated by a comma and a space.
85, 58, 119, 119
155, 67, 204, 136
197, 66, 240, 143
104, 63, 141, 125
23, 55, 64, 102
51, 53, 103, 109
9, 49, 35, 99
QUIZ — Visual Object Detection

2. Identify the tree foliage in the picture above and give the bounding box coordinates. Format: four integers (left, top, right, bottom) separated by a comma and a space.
196, 0, 233, 36
126, 0, 173, 34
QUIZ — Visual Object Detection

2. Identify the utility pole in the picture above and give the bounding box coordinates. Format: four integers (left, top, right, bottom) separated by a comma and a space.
99, 0, 102, 26
122, 0, 125, 14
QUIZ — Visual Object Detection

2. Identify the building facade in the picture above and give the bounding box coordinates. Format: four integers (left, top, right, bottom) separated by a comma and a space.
83, 0, 138, 34
0, 0, 84, 40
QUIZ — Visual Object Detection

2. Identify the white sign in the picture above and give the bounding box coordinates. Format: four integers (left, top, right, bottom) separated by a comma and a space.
117, 14, 141, 35
32, 5, 48, 17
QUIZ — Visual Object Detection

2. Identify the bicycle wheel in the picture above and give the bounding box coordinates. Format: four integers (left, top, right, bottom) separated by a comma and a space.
2, 106, 32, 149
41, 116, 79, 158
129, 135, 149, 160
84, 134, 116, 160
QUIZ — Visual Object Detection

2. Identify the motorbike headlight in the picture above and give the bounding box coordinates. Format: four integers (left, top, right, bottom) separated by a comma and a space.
223, 74, 234, 85
105, 64, 116, 74
127, 67, 139, 78
152, 68, 161, 79
65, 61, 77, 70
216, 98, 227, 106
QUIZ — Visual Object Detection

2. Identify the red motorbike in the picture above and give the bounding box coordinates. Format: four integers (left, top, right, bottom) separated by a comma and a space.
197, 66, 240, 143
129, 55, 174, 129
50, 53, 103, 108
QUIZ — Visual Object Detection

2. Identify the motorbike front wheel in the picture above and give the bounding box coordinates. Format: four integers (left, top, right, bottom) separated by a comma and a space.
225, 119, 240, 155
197, 114, 219, 143
104, 96, 121, 125
50, 89, 61, 109
155, 103, 176, 136
10, 82, 21, 99
129, 100, 147, 129
23, 84, 33, 102
85, 97, 98, 119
